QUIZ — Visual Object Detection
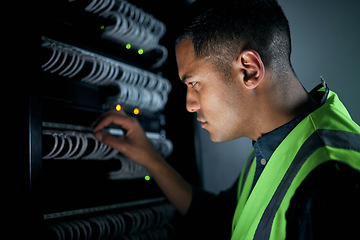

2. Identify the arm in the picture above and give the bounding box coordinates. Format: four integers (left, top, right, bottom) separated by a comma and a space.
92, 110, 192, 215
286, 162, 360, 239
180, 181, 238, 239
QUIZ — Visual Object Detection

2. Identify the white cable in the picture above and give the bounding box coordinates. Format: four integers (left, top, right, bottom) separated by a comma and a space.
41, 43, 57, 69
43, 46, 62, 71
54, 133, 73, 159
58, 49, 76, 76
65, 52, 82, 77
42, 37, 172, 113
81, 57, 97, 81
50, 48, 68, 73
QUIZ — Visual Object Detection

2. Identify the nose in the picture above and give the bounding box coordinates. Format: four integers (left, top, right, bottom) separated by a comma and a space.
186, 88, 200, 113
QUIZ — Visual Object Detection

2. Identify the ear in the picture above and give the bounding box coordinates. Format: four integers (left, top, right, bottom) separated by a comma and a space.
233, 50, 265, 89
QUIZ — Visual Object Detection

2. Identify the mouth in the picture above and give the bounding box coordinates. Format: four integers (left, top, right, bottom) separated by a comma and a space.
197, 118, 207, 128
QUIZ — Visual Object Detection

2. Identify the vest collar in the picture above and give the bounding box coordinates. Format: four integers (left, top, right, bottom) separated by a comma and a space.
252, 80, 329, 176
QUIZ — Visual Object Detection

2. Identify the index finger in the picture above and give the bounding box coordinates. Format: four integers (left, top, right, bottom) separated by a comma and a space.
92, 110, 131, 133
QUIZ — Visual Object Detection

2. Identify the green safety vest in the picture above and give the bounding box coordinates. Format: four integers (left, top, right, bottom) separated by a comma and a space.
231, 85, 360, 240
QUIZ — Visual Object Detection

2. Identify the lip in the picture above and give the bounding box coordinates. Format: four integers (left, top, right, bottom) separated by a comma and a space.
197, 118, 207, 128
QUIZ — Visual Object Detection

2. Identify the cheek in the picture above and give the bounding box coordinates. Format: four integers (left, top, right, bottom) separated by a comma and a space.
212, 91, 247, 137
200, 90, 226, 116
204, 90, 241, 126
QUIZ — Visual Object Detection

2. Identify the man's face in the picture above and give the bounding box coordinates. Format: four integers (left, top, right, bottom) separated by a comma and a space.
176, 39, 253, 142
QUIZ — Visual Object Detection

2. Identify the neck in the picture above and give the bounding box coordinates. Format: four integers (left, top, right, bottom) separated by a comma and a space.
251, 72, 316, 141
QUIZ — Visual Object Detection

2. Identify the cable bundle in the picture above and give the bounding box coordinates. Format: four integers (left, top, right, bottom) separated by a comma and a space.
41, 37, 172, 113
44, 204, 175, 240
106, 82, 169, 112
107, 155, 150, 180
43, 130, 118, 160
43, 127, 173, 160
72, 0, 167, 68
42, 122, 173, 179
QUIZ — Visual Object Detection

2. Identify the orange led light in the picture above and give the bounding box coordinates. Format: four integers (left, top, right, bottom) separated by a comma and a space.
133, 108, 140, 115
115, 104, 122, 111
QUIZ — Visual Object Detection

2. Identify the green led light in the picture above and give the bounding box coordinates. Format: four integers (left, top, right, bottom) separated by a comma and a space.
138, 49, 144, 55
144, 175, 150, 181
100, 25, 105, 30
126, 43, 131, 49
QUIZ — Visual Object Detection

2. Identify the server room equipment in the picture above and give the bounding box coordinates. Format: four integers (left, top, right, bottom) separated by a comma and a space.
28, 1, 198, 239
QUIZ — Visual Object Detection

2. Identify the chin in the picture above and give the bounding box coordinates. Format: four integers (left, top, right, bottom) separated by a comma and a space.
209, 132, 241, 142
209, 132, 235, 143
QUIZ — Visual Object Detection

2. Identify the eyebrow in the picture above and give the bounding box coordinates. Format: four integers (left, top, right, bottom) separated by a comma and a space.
180, 75, 192, 84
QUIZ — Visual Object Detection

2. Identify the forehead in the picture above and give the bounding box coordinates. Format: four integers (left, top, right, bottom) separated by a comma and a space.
176, 39, 196, 79
176, 39, 213, 81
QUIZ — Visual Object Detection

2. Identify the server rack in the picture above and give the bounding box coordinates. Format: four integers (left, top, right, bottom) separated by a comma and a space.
28, 1, 199, 239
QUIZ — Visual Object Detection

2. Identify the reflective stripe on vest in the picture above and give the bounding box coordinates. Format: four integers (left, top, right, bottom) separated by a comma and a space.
237, 149, 255, 200
254, 129, 360, 239
231, 86, 360, 240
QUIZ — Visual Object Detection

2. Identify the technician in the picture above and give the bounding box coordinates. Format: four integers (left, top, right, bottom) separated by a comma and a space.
93, 0, 360, 239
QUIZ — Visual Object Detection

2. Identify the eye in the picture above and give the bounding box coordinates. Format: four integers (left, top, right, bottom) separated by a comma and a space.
189, 82, 197, 88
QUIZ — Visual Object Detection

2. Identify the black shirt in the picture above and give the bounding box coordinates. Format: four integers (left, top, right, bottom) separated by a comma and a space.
175, 92, 360, 239
252, 116, 303, 191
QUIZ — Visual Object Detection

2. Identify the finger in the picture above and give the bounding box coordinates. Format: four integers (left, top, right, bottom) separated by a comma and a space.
92, 111, 132, 133
91, 111, 112, 128
92, 110, 127, 127
94, 131, 130, 155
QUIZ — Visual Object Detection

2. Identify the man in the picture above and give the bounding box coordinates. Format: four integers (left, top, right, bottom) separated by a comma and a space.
93, 0, 360, 239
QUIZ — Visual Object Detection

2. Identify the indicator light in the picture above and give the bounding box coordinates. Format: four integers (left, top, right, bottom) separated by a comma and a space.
100, 25, 105, 30
126, 43, 131, 49
115, 104, 122, 111
144, 175, 150, 181
138, 49, 144, 55
133, 108, 140, 115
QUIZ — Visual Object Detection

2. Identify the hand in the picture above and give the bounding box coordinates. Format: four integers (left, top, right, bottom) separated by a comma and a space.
93, 111, 192, 215
92, 110, 162, 167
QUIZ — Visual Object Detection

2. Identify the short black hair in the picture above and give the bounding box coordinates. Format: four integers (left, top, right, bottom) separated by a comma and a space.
176, 0, 293, 73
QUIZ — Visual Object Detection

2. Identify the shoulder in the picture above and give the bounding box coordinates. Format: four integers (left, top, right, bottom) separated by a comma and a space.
286, 161, 360, 239
295, 161, 360, 197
